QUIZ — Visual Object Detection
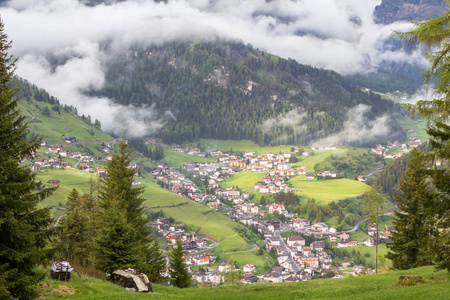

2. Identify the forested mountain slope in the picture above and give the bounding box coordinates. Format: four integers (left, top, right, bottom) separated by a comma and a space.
89, 41, 406, 145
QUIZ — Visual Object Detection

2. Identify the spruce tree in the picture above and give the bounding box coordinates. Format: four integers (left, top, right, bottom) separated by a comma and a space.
169, 238, 191, 288
95, 142, 154, 273
397, 8, 450, 270
386, 149, 434, 269
146, 238, 166, 283
0, 20, 56, 299
93, 197, 140, 273
57, 188, 95, 266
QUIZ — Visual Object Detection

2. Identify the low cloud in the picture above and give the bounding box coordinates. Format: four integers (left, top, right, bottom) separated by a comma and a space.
259, 109, 306, 135
0, 0, 428, 137
311, 104, 390, 147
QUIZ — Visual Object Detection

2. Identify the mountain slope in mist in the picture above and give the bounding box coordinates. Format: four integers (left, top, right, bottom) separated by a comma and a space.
88, 41, 407, 146
374, 0, 448, 24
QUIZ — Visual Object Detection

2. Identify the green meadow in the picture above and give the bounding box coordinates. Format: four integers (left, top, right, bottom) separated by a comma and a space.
289, 176, 372, 204
293, 148, 348, 171
39, 266, 450, 299
36, 168, 98, 208
157, 147, 216, 168
219, 172, 266, 191
19, 99, 114, 145
198, 139, 294, 154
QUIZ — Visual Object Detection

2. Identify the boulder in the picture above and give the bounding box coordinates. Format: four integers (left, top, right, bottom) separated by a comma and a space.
110, 268, 153, 293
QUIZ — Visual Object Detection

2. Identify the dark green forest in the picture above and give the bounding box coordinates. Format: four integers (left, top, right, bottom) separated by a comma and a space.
88, 41, 407, 145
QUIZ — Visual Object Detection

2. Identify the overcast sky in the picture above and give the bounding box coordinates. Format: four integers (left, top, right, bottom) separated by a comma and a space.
0, 0, 426, 137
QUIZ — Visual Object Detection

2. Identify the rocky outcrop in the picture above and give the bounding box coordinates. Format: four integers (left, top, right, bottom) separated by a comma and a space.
374, 0, 448, 24
110, 269, 153, 293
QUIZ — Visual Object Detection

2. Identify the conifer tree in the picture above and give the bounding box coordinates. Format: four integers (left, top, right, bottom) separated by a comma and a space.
95, 141, 151, 272
0, 20, 56, 299
93, 197, 140, 273
397, 4, 450, 270
57, 188, 96, 266
386, 149, 435, 269
146, 238, 166, 283
169, 238, 191, 288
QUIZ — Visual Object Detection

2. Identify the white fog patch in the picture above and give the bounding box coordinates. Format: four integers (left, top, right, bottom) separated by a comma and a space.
312, 104, 391, 147
0, 0, 427, 137
259, 109, 307, 134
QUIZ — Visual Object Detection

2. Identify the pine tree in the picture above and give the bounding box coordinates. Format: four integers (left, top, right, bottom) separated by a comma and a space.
146, 238, 166, 283
169, 238, 191, 288
93, 197, 140, 274
95, 142, 151, 272
397, 7, 450, 270
386, 149, 435, 269
0, 20, 56, 299
57, 188, 96, 266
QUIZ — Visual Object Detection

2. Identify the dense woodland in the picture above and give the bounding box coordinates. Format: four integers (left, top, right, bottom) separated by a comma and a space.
89, 41, 407, 146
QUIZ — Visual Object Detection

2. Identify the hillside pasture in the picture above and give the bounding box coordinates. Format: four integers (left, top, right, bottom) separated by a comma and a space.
289, 175, 371, 204
219, 172, 266, 192
19, 100, 114, 144
158, 147, 215, 168
198, 139, 294, 155
293, 148, 348, 171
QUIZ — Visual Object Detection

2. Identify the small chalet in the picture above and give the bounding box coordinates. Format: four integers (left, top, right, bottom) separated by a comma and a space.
305, 172, 315, 179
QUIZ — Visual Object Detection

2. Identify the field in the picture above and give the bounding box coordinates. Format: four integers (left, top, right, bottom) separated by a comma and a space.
397, 116, 429, 143
36, 168, 99, 208
38, 266, 450, 299
289, 176, 372, 204
158, 147, 215, 168
19, 99, 114, 145
219, 172, 266, 192
198, 139, 294, 154
293, 148, 348, 171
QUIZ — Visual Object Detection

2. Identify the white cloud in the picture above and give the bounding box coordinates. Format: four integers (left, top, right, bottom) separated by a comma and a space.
311, 104, 391, 147
0, 0, 427, 137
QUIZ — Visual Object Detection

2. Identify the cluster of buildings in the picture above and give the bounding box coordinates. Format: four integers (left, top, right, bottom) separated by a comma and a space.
370, 139, 423, 160
151, 218, 215, 256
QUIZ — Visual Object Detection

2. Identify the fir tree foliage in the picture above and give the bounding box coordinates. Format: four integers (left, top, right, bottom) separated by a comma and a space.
93, 197, 141, 274
169, 238, 191, 288
95, 141, 152, 273
0, 20, 56, 299
386, 149, 435, 269
395, 2, 450, 271
57, 185, 97, 267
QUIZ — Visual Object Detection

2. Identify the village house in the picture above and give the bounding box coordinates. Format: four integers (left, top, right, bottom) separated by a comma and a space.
241, 273, 258, 284
305, 172, 315, 179
95, 167, 107, 178
317, 170, 338, 178
269, 203, 286, 214
311, 222, 329, 232
62, 136, 77, 144
286, 235, 306, 247
243, 264, 256, 273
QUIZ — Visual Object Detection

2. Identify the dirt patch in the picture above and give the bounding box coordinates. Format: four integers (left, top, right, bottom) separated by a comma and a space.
51, 285, 75, 295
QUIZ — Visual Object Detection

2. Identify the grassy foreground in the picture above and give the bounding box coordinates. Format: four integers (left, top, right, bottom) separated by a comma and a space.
39, 266, 449, 299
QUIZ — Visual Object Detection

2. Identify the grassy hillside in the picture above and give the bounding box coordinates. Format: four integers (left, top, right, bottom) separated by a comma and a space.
289, 176, 372, 204
219, 172, 266, 192
38, 266, 450, 299
19, 99, 114, 145
198, 139, 294, 154
158, 147, 215, 167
